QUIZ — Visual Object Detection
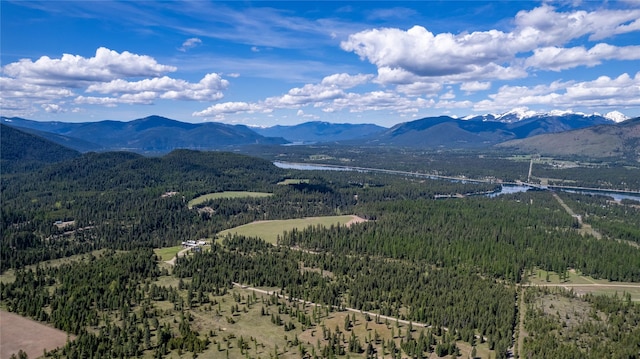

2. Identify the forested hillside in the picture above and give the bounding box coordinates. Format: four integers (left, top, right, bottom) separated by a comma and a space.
1, 150, 283, 271
497, 117, 640, 160
1, 124, 81, 173
1, 148, 639, 358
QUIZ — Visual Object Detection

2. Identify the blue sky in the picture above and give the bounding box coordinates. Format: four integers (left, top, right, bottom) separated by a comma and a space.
2, 1, 639, 127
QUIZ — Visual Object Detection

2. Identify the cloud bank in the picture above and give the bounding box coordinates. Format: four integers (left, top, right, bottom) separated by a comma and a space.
1, 47, 229, 115
2, 4, 639, 123
197, 5, 640, 121
340, 5, 640, 84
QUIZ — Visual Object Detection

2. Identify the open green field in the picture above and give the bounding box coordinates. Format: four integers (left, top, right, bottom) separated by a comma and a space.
528, 268, 613, 285
528, 269, 610, 284
153, 245, 183, 261
188, 191, 273, 209
217, 215, 360, 244
575, 286, 640, 301
526, 269, 640, 301
277, 178, 309, 185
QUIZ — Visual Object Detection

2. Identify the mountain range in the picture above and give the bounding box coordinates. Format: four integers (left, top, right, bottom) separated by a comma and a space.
0, 115, 287, 153
252, 121, 386, 144
497, 117, 640, 159
462, 109, 628, 123
1, 111, 636, 157
367, 112, 622, 148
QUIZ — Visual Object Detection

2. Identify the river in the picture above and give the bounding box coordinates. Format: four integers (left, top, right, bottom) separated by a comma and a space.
274, 161, 640, 201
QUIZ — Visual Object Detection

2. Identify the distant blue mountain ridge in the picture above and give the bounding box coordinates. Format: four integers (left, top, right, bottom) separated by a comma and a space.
0, 111, 630, 152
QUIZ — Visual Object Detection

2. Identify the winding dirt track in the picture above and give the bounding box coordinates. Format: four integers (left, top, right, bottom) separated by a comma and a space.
231, 282, 429, 328
164, 247, 191, 266
230, 282, 487, 342
552, 192, 602, 238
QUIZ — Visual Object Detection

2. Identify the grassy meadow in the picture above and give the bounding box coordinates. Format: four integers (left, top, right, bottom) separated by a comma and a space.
217, 215, 360, 244
153, 245, 184, 261
139, 280, 490, 359
526, 268, 640, 301
188, 191, 273, 209
277, 178, 309, 185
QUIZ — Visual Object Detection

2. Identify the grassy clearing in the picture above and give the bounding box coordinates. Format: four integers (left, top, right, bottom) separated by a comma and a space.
0, 249, 111, 284
528, 269, 610, 285
0, 271, 16, 285
575, 286, 640, 301
194, 290, 292, 358
217, 215, 357, 244
185, 285, 490, 359
153, 274, 183, 289
277, 178, 309, 185
153, 245, 183, 261
188, 191, 273, 209
526, 269, 640, 301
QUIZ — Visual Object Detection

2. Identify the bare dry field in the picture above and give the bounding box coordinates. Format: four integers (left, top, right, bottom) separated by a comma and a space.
0, 310, 71, 359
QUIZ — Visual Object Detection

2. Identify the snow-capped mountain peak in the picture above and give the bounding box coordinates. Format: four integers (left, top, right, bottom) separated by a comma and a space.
491, 108, 538, 123
604, 111, 628, 123
462, 108, 630, 124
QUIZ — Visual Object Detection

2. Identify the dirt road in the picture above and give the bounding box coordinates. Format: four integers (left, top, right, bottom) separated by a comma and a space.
552, 192, 602, 239
164, 247, 191, 266
230, 282, 487, 341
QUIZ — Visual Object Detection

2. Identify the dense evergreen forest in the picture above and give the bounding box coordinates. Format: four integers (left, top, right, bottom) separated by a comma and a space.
1, 148, 639, 358
279, 193, 640, 282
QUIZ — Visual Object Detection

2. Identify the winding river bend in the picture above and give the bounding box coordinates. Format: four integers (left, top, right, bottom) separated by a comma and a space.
274, 161, 640, 201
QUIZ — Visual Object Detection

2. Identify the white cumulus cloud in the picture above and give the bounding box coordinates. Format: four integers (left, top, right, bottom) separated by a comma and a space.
3, 47, 176, 85
87, 73, 229, 102
0, 47, 230, 116
328, 91, 434, 113
320, 73, 372, 88
193, 102, 266, 117
395, 81, 443, 96
460, 81, 491, 93
194, 73, 372, 118
179, 38, 202, 52
41, 103, 64, 113
525, 44, 640, 71
474, 72, 640, 112
341, 5, 640, 84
